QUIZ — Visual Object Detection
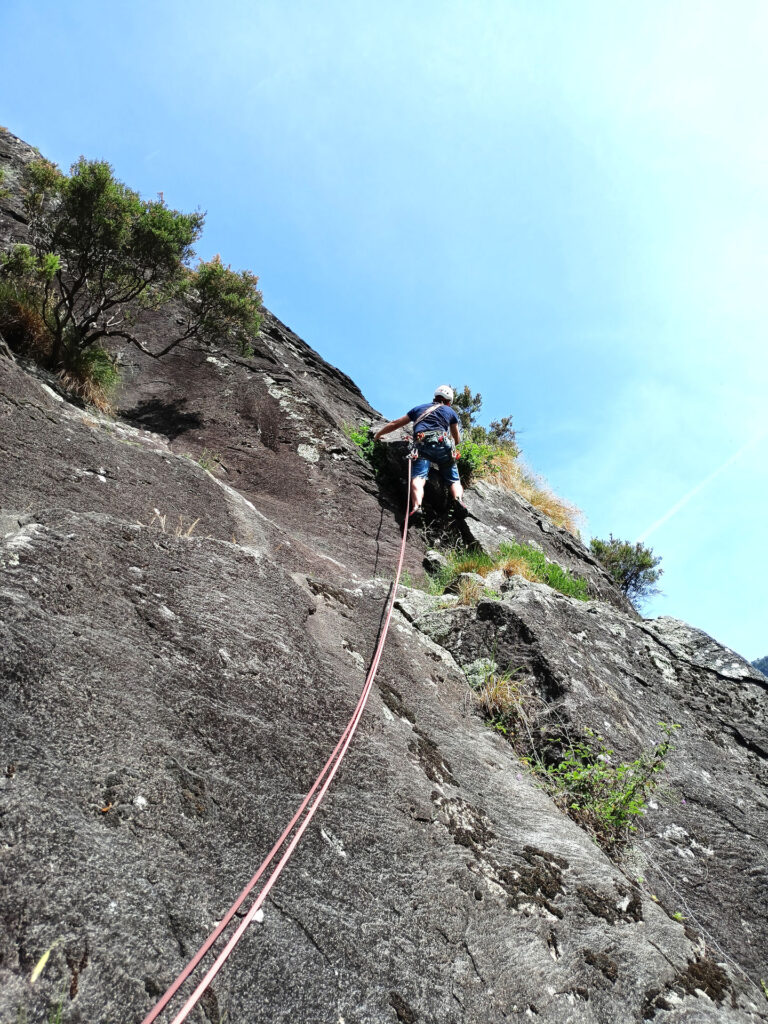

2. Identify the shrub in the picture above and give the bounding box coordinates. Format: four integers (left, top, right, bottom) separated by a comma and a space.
467, 661, 681, 853
528, 723, 681, 851
0, 279, 50, 355
343, 422, 387, 475
456, 437, 499, 486
0, 158, 262, 366
58, 346, 120, 413
449, 384, 517, 487
449, 384, 580, 533
452, 384, 519, 453
590, 534, 663, 606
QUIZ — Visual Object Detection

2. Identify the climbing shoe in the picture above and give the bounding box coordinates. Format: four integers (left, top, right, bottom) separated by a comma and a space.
409, 506, 425, 525
453, 497, 469, 518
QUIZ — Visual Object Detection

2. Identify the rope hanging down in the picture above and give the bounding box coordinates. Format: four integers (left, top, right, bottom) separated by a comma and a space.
141, 461, 413, 1024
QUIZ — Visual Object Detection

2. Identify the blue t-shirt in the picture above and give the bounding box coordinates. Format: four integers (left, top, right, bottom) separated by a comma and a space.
407, 402, 460, 435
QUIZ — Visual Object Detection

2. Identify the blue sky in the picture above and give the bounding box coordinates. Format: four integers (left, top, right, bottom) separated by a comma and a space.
2, 1, 766, 659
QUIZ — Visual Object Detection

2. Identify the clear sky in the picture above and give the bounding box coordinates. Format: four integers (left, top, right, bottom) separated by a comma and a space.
2, 0, 766, 659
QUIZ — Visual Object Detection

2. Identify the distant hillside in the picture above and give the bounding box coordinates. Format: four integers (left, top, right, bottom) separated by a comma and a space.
752, 655, 768, 676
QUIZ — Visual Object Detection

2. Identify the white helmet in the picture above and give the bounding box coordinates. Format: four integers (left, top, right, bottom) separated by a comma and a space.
434, 384, 454, 402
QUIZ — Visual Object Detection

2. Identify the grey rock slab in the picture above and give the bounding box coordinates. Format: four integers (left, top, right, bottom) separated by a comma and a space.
411, 577, 768, 990
395, 586, 458, 622
2, 514, 763, 1022
424, 547, 449, 571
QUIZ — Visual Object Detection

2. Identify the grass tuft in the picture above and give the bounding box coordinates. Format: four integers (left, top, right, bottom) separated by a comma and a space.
456, 575, 484, 606
58, 346, 120, 413
422, 541, 589, 601
477, 449, 582, 535
0, 280, 50, 356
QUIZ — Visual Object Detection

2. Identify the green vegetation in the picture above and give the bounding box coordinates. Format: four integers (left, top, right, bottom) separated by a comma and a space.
454, 436, 499, 483
451, 386, 581, 533
59, 346, 121, 411
527, 723, 681, 851
0, 156, 262, 408
468, 657, 681, 853
197, 449, 221, 472
425, 541, 589, 601
343, 422, 387, 475
590, 534, 663, 607
468, 660, 539, 737
0, 168, 10, 202
452, 384, 518, 451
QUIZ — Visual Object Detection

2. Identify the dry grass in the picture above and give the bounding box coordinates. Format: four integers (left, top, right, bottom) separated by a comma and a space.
498, 555, 539, 583
57, 368, 113, 414
147, 510, 201, 537
0, 293, 51, 357
456, 575, 484, 605
478, 450, 582, 535
0, 287, 119, 413
450, 551, 494, 577
476, 672, 525, 719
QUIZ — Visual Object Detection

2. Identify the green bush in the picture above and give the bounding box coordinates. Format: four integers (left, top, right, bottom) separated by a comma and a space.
448, 383, 519, 486
0, 278, 50, 353
344, 422, 387, 474
456, 437, 499, 485
0, 157, 262, 365
590, 534, 662, 606
452, 384, 519, 453
527, 723, 680, 850
467, 662, 681, 853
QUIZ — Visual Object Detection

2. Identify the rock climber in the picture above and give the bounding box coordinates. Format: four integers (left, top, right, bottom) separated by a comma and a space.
374, 384, 468, 522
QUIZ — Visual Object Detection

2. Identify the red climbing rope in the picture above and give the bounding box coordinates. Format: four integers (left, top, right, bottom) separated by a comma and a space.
141, 461, 413, 1024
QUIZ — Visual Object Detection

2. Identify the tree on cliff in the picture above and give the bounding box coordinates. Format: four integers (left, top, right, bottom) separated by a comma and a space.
589, 534, 663, 607
0, 157, 262, 366
452, 384, 519, 452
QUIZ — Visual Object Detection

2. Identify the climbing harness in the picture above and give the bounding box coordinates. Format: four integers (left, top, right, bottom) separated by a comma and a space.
407, 403, 456, 461
141, 461, 414, 1024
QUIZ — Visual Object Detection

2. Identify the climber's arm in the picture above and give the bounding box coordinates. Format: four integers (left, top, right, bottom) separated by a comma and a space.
374, 414, 411, 440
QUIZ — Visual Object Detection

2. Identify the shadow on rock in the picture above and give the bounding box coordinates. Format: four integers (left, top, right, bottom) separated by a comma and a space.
124, 398, 204, 439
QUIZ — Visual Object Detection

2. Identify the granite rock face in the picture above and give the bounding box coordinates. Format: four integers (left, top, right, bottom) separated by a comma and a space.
1, 130, 767, 1024
413, 583, 768, 985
